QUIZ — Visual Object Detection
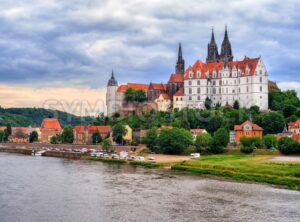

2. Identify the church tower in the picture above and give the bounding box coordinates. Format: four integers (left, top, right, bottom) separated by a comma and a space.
206, 28, 219, 63
106, 70, 118, 116
175, 43, 185, 75
220, 26, 233, 62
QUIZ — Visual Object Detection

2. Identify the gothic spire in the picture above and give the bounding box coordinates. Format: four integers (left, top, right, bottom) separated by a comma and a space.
206, 27, 219, 63
107, 70, 118, 86
220, 25, 233, 62
175, 42, 185, 75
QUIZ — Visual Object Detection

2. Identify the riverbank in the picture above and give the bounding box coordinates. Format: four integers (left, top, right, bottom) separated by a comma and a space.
172, 150, 300, 190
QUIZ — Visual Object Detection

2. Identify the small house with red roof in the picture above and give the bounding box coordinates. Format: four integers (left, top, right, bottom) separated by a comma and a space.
74, 125, 111, 145
40, 118, 62, 143
288, 119, 300, 134
233, 120, 263, 143
190, 128, 208, 140
173, 88, 185, 110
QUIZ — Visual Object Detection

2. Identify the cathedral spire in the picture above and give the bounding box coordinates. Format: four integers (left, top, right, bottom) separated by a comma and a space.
175, 43, 185, 75
206, 27, 219, 63
220, 25, 233, 62
107, 70, 118, 86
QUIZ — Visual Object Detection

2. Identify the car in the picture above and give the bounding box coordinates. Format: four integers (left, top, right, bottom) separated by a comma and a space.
135, 156, 145, 161
103, 154, 109, 158
190, 153, 200, 159
148, 157, 156, 161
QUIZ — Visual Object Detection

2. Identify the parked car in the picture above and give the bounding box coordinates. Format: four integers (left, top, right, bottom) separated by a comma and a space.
135, 156, 145, 161
103, 154, 109, 158
190, 153, 200, 159
81, 148, 88, 153
148, 157, 156, 161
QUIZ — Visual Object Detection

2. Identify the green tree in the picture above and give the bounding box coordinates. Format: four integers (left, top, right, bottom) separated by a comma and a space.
204, 97, 212, 110
278, 137, 300, 155
263, 134, 278, 149
261, 112, 285, 134
233, 100, 240, 109
210, 128, 229, 153
0, 130, 4, 142
124, 87, 147, 103
101, 138, 112, 152
158, 128, 193, 154
50, 134, 61, 144
143, 128, 158, 152
92, 131, 102, 144
195, 133, 212, 153
61, 125, 74, 144
112, 123, 127, 145
94, 112, 108, 125
29, 131, 39, 143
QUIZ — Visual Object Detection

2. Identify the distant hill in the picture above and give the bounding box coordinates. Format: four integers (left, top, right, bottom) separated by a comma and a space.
0, 107, 95, 127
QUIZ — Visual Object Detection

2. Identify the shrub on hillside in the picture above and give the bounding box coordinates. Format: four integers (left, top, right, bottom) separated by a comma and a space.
240, 144, 255, 153
209, 128, 229, 154
278, 137, 300, 155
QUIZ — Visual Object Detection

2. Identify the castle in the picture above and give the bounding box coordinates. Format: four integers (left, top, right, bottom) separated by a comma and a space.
106, 27, 269, 116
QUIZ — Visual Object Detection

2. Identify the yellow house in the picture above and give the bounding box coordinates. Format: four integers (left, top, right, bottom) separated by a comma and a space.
123, 125, 133, 143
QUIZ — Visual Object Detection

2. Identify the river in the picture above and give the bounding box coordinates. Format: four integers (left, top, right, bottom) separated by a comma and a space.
0, 153, 299, 222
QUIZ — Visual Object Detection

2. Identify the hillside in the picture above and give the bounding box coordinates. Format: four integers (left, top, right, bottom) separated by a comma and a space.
0, 107, 95, 127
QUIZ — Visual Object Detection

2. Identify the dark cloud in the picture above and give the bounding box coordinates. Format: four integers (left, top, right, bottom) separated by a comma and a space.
0, 0, 299, 90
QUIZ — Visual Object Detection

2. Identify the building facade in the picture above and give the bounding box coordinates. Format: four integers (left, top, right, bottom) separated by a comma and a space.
233, 120, 263, 143
106, 27, 269, 115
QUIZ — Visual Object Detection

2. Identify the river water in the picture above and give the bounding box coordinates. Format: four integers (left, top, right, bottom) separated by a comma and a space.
0, 153, 299, 222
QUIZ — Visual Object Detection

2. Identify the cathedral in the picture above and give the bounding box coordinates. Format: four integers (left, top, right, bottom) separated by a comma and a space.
106, 27, 269, 116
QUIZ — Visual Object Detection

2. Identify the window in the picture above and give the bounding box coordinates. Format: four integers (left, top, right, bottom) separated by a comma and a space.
219, 88, 221, 93
176, 98, 178, 101
189, 88, 192, 94
232, 89, 235, 93
247, 86, 249, 92
246, 131, 250, 136
197, 95, 200, 100
219, 80, 222, 85
207, 88, 209, 93
259, 70, 262, 75
226, 88, 228, 93
238, 88, 240, 93
260, 86, 262, 92
260, 77, 262, 83
213, 88, 216, 94
197, 70, 201, 78
189, 71, 193, 78
189, 81, 192, 86
197, 88, 200, 94
189, 96, 192, 101
181, 97, 183, 101
197, 80, 200, 85
213, 81, 216, 86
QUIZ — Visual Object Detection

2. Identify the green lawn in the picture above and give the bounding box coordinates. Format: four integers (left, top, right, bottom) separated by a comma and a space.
172, 150, 300, 190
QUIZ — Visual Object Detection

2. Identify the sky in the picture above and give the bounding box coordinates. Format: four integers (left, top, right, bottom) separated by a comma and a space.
0, 0, 299, 115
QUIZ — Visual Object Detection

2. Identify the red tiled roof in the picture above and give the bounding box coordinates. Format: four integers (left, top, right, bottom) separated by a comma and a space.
174, 88, 184, 97
184, 56, 260, 80
292, 134, 300, 141
190, 129, 206, 134
288, 119, 300, 127
234, 120, 263, 131
0, 126, 6, 131
150, 83, 165, 90
87, 125, 111, 134
169, 73, 184, 83
117, 83, 149, 93
41, 118, 62, 130
74, 125, 85, 133
157, 93, 170, 100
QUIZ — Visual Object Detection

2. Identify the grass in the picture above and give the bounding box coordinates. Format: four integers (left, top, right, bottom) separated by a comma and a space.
172, 150, 300, 190
130, 161, 161, 168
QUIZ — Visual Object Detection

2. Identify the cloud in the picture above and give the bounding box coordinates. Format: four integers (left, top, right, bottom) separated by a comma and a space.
278, 81, 300, 97
0, 83, 106, 116
0, 0, 299, 108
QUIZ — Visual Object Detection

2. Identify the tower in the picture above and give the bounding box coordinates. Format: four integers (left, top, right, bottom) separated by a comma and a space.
206, 28, 219, 63
106, 70, 118, 116
175, 43, 185, 75
220, 26, 233, 62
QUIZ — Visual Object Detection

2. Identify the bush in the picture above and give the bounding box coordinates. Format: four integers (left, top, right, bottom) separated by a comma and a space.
278, 137, 300, 155
240, 136, 262, 149
263, 134, 278, 149
209, 128, 229, 154
195, 133, 212, 153
182, 145, 197, 155
240, 144, 255, 153
143, 128, 158, 151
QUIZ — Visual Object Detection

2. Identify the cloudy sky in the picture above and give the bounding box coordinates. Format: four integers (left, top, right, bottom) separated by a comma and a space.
0, 0, 299, 115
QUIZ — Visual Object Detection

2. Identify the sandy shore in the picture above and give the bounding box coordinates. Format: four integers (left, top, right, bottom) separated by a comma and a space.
270, 156, 300, 163
144, 154, 190, 163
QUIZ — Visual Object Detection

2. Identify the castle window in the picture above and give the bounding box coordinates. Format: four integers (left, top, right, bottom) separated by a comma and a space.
219, 88, 221, 93
238, 88, 240, 93
189, 71, 193, 78
197, 88, 200, 94
232, 89, 235, 93
197, 70, 201, 78
219, 80, 222, 85
189, 81, 192, 86
189, 96, 192, 101
213, 81, 216, 86
226, 88, 228, 93
189, 88, 192, 94
181, 97, 183, 101
197, 80, 200, 85
260, 86, 262, 92
247, 86, 249, 92
259, 70, 262, 75
213, 88, 216, 94
260, 77, 262, 83
197, 96, 200, 100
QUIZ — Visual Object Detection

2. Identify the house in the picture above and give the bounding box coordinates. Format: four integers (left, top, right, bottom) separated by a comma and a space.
288, 119, 300, 134
234, 120, 263, 143
74, 125, 111, 145
173, 88, 186, 110
190, 128, 207, 140
9, 127, 30, 143
292, 134, 300, 142
277, 125, 293, 139
123, 125, 133, 144
40, 118, 62, 143
155, 93, 171, 112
